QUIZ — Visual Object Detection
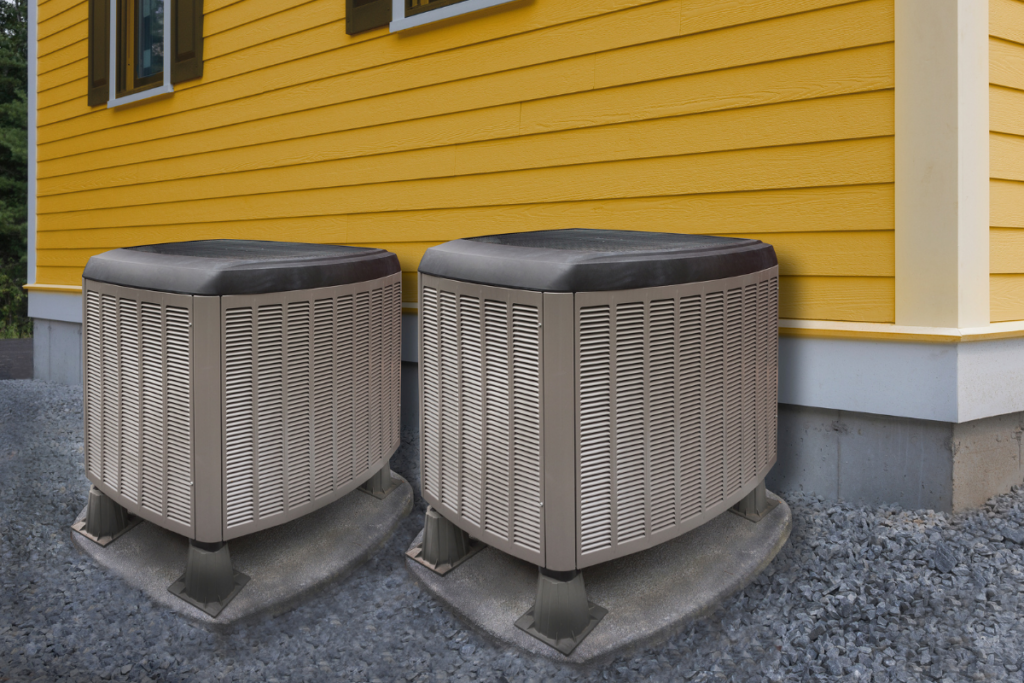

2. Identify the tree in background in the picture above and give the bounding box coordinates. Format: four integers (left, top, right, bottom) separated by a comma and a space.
0, 0, 26, 338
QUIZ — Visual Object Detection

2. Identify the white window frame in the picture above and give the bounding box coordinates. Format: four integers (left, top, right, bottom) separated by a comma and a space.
107, 0, 173, 108
390, 0, 517, 32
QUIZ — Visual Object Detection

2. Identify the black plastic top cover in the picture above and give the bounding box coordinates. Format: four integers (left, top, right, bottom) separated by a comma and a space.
83, 240, 401, 296
418, 229, 777, 292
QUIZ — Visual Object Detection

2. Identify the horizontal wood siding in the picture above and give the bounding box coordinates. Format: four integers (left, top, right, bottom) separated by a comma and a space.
991, 0, 1024, 321
36, 0, 895, 323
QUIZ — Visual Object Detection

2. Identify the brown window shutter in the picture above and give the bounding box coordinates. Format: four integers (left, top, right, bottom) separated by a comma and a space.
347, 0, 391, 34
171, 0, 204, 84
87, 0, 110, 106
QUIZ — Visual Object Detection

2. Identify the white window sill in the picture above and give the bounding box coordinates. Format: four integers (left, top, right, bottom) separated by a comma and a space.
107, 83, 174, 109
390, 0, 517, 32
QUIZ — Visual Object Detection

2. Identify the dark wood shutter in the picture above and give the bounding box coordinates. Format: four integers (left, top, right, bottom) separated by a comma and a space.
87, 0, 110, 106
171, 0, 204, 84
347, 0, 391, 34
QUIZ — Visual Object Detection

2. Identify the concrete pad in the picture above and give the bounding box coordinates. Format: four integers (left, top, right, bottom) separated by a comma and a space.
72, 475, 413, 631
407, 492, 791, 665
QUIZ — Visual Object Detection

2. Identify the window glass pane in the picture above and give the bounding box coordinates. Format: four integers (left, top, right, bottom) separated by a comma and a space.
136, 0, 163, 82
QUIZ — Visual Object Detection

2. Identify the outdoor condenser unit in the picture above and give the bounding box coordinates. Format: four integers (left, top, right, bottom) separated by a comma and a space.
410, 228, 779, 653
75, 240, 402, 616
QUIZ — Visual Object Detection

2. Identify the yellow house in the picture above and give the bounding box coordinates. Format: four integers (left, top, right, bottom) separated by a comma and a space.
25, 0, 1024, 510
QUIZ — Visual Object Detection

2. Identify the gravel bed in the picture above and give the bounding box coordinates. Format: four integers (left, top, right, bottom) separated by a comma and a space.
3, 379, 1024, 682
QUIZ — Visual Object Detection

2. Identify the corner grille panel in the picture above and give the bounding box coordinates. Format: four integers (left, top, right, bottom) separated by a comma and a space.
83, 286, 194, 535
221, 276, 402, 537
576, 272, 778, 563
420, 277, 545, 564
84, 272, 402, 542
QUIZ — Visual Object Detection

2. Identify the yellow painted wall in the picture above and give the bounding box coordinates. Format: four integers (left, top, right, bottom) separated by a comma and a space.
36, 0, 895, 322
991, 0, 1024, 322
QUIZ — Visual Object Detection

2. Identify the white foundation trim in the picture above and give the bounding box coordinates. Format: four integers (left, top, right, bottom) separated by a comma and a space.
390, 0, 517, 32
28, 291, 82, 324
780, 333, 1024, 424
895, 0, 990, 328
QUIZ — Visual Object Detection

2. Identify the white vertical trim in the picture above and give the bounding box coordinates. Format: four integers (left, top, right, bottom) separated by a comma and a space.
895, 0, 990, 328
27, 0, 36, 285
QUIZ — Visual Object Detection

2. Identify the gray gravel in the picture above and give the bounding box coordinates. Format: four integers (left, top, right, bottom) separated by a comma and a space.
3, 379, 1024, 682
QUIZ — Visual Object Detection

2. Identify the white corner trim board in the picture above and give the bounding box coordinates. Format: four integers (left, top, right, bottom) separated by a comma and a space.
28, 291, 83, 325
27, 0, 36, 286
106, 0, 174, 109
894, 0, 990, 328
390, 0, 518, 32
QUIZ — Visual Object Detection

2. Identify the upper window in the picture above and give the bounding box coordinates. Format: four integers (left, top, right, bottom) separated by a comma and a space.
88, 0, 205, 108
346, 0, 517, 35
118, 0, 165, 95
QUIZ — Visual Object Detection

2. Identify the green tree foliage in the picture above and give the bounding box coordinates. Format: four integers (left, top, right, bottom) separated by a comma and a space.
0, 0, 27, 338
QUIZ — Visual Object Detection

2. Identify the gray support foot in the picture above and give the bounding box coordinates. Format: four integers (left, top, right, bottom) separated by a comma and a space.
71, 486, 141, 546
515, 569, 607, 656
168, 540, 250, 618
406, 506, 485, 575
731, 480, 779, 523
358, 461, 400, 499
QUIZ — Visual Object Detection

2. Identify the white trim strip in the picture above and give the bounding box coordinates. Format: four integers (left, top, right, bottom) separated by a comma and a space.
390, 0, 517, 32
780, 333, 1024, 424
107, 82, 173, 108
27, 0, 36, 285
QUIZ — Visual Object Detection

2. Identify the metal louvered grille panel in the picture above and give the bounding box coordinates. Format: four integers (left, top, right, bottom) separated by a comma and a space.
510, 304, 542, 553
576, 269, 778, 564
83, 283, 194, 535
419, 276, 544, 564
221, 274, 402, 538
85, 273, 401, 542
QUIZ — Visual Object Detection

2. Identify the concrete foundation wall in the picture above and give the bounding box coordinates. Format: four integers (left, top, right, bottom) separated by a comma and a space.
33, 319, 81, 385
768, 403, 1024, 512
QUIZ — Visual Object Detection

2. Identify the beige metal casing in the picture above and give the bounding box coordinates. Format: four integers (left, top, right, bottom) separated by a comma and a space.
419, 268, 779, 571
83, 273, 402, 542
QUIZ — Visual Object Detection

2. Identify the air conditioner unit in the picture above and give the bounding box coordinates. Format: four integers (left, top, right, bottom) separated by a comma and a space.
75, 240, 402, 616
409, 229, 778, 653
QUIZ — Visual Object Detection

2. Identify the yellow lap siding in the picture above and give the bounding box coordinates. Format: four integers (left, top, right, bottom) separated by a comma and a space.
37, 1, 892, 149
39, 1, 85, 41
38, 46, 893, 182
595, 0, 892, 88
34, 0, 896, 324
992, 275, 1024, 322
779, 277, 894, 323
991, 0, 1024, 321
37, 138, 893, 231
38, 92, 893, 212
991, 228, 1024, 273
37, 185, 893, 249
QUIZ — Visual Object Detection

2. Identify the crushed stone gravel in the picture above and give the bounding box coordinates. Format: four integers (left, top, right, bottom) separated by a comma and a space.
3, 379, 1024, 682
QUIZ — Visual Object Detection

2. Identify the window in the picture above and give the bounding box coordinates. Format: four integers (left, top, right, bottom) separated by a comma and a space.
346, 0, 517, 35
88, 0, 205, 108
